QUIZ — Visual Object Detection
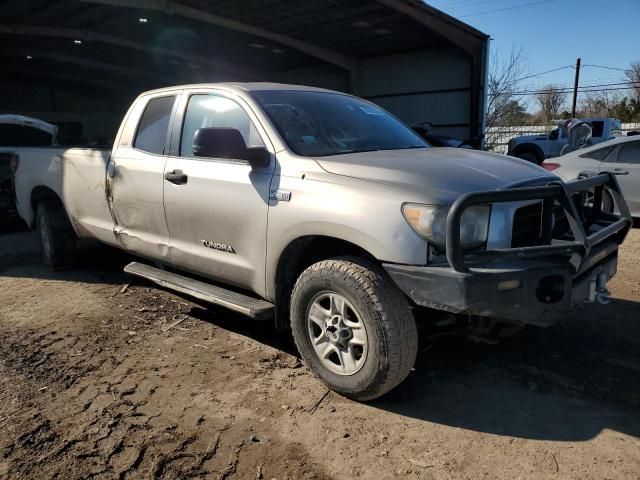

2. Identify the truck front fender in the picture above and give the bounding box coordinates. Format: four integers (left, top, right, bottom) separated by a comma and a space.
264, 175, 430, 302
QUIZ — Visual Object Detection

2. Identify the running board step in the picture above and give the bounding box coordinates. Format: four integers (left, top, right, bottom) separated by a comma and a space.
124, 262, 274, 320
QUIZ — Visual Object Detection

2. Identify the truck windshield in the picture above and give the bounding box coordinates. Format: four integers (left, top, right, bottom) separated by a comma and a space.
251, 90, 428, 157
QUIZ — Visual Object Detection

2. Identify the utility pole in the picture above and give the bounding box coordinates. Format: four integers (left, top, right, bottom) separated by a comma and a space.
571, 57, 581, 118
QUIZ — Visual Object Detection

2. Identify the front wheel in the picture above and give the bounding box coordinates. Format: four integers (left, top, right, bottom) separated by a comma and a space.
290, 257, 417, 401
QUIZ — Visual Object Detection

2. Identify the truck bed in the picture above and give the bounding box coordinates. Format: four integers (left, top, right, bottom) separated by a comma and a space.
11, 146, 116, 244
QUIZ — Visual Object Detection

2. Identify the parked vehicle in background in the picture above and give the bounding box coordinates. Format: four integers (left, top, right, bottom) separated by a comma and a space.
8, 83, 633, 400
411, 121, 477, 148
0, 115, 57, 217
544, 135, 640, 218
507, 117, 622, 164
0, 115, 58, 146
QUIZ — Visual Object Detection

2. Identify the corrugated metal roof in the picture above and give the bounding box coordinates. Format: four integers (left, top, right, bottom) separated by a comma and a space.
0, 0, 488, 93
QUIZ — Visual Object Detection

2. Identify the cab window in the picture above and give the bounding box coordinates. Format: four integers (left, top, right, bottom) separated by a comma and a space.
591, 121, 605, 138
180, 94, 264, 158
133, 95, 176, 155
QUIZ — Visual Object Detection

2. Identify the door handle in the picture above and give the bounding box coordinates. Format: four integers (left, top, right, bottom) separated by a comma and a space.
612, 168, 629, 176
164, 169, 188, 184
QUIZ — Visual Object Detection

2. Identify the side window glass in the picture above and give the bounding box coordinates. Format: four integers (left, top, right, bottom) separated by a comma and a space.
180, 94, 264, 158
134, 96, 176, 155
591, 121, 604, 137
581, 145, 615, 162
548, 129, 559, 140
618, 141, 640, 164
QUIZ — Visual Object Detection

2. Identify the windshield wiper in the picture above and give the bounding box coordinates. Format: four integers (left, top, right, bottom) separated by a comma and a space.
337, 148, 381, 154
335, 145, 427, 155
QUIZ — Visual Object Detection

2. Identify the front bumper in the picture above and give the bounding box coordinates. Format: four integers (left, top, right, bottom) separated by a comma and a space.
385, 173, 632, 327
385, 246, 618, 327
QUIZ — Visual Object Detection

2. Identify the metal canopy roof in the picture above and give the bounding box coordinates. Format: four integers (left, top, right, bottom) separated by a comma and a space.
1, 0, 488, 98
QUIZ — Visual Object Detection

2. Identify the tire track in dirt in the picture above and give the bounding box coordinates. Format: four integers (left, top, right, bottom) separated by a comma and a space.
0, 280, 332, 480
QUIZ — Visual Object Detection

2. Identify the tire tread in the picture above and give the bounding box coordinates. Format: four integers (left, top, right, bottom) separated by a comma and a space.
290, 256, 417, 400
37, 200, 76, 269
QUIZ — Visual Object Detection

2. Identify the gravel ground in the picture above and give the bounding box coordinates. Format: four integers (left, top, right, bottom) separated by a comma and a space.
0, 219, 639, 480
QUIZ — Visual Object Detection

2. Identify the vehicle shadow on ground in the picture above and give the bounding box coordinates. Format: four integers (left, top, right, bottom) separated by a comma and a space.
372, 299, 640, 442
190, 297, 640, 443
0, 227, 133, 285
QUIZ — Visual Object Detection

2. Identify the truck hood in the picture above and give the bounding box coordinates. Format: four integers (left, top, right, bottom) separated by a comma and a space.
314, 147, 557, 204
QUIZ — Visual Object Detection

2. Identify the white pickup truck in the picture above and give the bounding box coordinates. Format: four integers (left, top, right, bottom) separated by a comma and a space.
507, 117, 622, 164
0, 115, 58, 216
7, 83, 632, 400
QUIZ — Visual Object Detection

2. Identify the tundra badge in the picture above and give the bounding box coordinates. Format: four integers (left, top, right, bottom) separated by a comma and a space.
201, 240, 236, 253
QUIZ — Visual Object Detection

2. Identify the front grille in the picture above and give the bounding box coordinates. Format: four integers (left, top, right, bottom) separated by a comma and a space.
511, 203, 543, 247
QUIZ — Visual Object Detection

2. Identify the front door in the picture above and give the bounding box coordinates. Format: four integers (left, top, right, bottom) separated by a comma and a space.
163, 90, 275, 296
600, 140, 640, 214
107, 93, 178, 261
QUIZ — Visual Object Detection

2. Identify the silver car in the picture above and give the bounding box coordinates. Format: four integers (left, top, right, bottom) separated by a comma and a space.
544, 136, 640, 218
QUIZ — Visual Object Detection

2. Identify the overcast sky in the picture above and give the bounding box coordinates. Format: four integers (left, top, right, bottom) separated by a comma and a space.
426, 0, 640, 109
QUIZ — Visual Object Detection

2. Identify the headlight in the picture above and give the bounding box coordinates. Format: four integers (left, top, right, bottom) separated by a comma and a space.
402, 203, 491, 250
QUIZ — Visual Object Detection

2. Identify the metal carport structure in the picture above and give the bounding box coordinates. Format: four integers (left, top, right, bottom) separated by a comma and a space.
0, 0, 489, 143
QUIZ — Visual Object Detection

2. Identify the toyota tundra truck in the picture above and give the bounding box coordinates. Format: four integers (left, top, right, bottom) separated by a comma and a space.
9, 83, 632, 400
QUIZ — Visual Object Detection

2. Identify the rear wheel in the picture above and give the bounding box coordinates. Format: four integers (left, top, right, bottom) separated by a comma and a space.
36, 200, 76, 269
290, 257, 418, 401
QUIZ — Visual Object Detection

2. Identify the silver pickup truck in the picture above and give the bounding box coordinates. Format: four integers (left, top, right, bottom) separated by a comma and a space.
507, 117, 622, 164
9, 83, 632, 400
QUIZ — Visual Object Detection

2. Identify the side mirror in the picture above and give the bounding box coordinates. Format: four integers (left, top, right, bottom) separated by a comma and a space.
192, 127, 270, 168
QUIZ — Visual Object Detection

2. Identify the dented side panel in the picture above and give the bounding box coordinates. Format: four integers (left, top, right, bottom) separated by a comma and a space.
61, 148, 116, 244
105, 92, 181, 262
107, 145, 172, 261
9, 146, 116, 245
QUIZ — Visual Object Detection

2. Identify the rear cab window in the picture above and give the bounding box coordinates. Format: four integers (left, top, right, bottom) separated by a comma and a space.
133, 95, 176, 155
590, 121, 605, 138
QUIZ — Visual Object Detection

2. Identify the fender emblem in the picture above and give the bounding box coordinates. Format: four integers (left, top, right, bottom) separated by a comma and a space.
201, 240, 236, 253
270, 190, 291, 202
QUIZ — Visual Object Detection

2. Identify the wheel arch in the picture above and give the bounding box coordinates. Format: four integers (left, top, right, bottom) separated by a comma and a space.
511, 143, 545, 164
28, 185, 64, 228
272, 235, 378, 331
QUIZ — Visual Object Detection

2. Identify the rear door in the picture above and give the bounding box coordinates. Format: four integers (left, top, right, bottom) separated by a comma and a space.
546, 128, 566, 158
163, 89, 275, 296
107, 92, 178, 261
600, 140, 640, 215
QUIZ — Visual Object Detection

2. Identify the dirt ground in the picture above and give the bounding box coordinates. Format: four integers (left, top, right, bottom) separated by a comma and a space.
0, 219, 639, 480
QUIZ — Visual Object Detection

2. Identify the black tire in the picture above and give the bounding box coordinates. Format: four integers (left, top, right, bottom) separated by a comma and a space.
602, 190, 614, 213
584, 188, 615, 213
517, 151, 542, 165
290, 257, 418, 401
36, 200, 76, 269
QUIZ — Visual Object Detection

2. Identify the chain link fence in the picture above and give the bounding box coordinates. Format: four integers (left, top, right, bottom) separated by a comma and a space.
486, 123, 640, 154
